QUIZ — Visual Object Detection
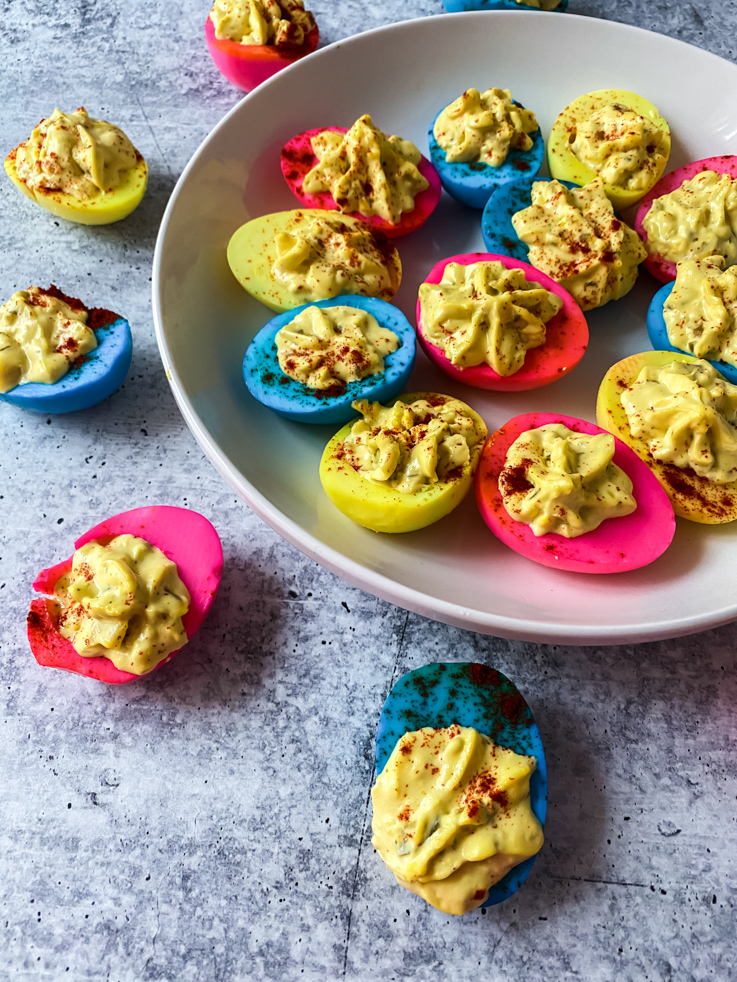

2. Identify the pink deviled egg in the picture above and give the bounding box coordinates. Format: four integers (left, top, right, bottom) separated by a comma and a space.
281, 125, 442, 238
416, 253, 588, 391
634, 155, 737, 283
27, 506, 223, 683
475, 412, 675, 573
204, 7, 319, 93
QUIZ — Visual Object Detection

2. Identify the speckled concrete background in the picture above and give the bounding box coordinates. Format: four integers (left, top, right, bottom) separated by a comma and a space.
1, 1, 736, 980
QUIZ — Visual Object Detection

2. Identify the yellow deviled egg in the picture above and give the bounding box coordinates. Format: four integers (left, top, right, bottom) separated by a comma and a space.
5, 107, 147, 225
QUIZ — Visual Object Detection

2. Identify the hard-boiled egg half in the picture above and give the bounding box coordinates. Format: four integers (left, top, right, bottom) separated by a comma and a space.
547, 89, 670, 211
28, 506, 223, 684
646, 278, 737, 386
475, 412, 675, 573
481, 176, 646, 311
5, 108, 147, 225
281, 123, 441, 238
373, 661, 547, 913
0, 285, 132, 414
428, 92, 545, 210
416, 252, 588, 390
597, 350, 737, 524
319, 392, 487, 533
227, 209, 402, 313
243, 295, 416, 425
204, 4, 319, 92
634, 155, 737, 283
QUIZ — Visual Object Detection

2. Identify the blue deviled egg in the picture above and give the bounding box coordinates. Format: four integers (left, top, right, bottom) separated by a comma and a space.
481, 176, 646, 310
481, 176, 577, 262
429, 101, 545, 210
0, 286, 132, 414
443, 1, 567, 11
373, 662, 547, 913
242, 295, 416, 426
647, 281, 737, 385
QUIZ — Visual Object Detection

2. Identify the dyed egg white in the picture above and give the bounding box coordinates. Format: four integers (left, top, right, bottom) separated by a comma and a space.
243, 295, 416, 425
634, 155, 737, 283
375, 661, 547, 908
0, 314, 132, 414
646, 282, 737, 386
428, 103, 545, 210
475, 412, 676, 572
416, 251, 587, 390
281, 127, 442, 238
28, 506, 223, 684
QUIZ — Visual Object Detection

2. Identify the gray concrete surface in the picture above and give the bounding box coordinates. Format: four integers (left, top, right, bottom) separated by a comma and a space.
1, 2, 735, 979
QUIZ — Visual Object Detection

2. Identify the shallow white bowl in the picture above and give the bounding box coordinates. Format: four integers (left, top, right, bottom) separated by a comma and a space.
153, 11, 737, 645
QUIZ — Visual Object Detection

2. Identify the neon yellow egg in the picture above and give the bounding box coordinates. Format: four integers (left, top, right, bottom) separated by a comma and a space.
548, 89, 670, 211
5, 152, 147, 225
596, 349, 737, 524
319, 392, 487, 533
227, 209, 402, 313
5, 108, 147, 225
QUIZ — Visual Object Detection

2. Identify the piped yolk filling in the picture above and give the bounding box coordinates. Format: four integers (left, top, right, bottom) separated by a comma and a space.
418, 260, 561, 376
275, 304, 399, 390
499, 422, 636, 538
55, 534, 190, 676
302, 115, 429, 225
0, 287, 97, 393
371, 726, 543, 916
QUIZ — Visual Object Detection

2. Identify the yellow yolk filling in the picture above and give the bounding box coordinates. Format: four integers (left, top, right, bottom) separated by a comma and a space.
341, 397, 484, 494
621, 359, 737, 483
643, 170, 737, 267
664, 258, 737, 367
433, 88, 539, 167
275, 305, 399, 389
13, 108, 138, 201
512, 178, 646, 310
272, 215, 396, 301
55, 534, 190, 676
418, 260, 561, 375
302, 115, 429, 225
499, 423, 636, 537
209, 0, 315, 45
570, 103, 669, 192
0, 288, 97, 393
371, 726, 543, 916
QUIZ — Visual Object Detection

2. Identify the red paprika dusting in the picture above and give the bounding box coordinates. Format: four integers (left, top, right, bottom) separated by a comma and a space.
56, 336, 80, 354
32, 285, 119, 331
463, 768, 509, 813
410, 671, 440, 703
498, 459, 534, 496
87, 307, 118, 331
499, 694, 525, 725
27, 608, 45, 634
467, 664, 502, 689
281, 145, 314, 169
39, 284, 86, 312
661, 463, 734, 519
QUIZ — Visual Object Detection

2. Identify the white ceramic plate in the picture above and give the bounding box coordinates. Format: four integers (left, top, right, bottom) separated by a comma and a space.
153, 11, 737, 645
